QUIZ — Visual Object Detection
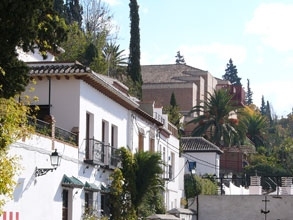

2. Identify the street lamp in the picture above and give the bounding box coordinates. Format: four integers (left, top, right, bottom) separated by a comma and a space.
35, 149, 61, 177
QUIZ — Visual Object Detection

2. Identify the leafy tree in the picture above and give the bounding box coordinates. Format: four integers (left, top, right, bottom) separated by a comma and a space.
57, 22, 87, 61
163, 92, 183, 133
188, 89, 239, 147
0, 0, 67, 98
184, 174, 218, 200
175, 51, 186, 64
245, 151, 289, 190
65, 0, 83, 27
222, 58, 241, 85
127, 0, 142, 98
53, 0, 67, 22
273, 137, 293, 174
0, 98, 33, 213
246, 79, 253, 105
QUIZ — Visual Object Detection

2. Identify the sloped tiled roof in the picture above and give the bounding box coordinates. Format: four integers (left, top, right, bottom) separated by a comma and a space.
141, 64, 208, 83
180, 137, 223, 154
28, 61, 90, 75
27, 61, 164, 126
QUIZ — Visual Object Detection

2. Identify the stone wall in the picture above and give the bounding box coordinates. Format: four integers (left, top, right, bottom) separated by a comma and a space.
190, 195, 293, 220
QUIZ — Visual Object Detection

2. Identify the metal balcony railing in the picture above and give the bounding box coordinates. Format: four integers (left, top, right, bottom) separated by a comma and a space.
84, 138, 120, 168
27, 116, 78, 145
55, 126, 78, 145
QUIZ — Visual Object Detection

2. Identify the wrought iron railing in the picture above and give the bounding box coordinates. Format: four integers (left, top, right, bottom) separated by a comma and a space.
55, 126, 78, 145
27, 116, 78, 145
27, 116, 51, 136
85, 138, 120, 168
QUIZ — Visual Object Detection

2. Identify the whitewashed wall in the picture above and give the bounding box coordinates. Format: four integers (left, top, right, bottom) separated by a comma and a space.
182, 151, 220, 177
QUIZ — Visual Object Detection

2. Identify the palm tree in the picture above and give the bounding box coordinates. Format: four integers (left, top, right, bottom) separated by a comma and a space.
109, 147, 164, 219
103, 42, 127, 79
237, 106, 268, 148
187, 89, 239, 147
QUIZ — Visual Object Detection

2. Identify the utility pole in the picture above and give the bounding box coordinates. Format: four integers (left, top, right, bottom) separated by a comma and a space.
261, 196, 270, 220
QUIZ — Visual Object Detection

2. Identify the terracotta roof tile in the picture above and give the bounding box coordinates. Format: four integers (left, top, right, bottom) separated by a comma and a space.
180, 137, 223, 154
27, 61, 90, 76
141, 64, 208, 83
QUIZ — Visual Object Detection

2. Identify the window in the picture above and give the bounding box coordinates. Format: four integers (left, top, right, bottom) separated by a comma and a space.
86, 112, 94, 160
101, 193, 110, 216
84, 191, 94, 214
62, 189, 73, 220
138, 131, 144, 152
111, 125, 118, 148
101, 120, 109, 163
169, 152, 175, 180
149, 137, 155, 152
149, 128, 155, 152
102, 120, 109, 144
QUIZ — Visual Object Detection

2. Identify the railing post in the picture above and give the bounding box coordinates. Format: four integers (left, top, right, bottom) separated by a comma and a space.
44, 114, 56, 150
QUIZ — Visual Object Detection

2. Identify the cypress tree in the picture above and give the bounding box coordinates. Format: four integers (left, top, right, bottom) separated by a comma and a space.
223, 58, 242, 85
127, 0, 142, 98
175, 51, 186, 64
246, 79, 253, 105
260, 95, 266, 115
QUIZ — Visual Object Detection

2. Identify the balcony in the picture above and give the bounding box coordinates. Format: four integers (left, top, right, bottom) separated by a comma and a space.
84, 138, 120, 169
27, 116, 78, 145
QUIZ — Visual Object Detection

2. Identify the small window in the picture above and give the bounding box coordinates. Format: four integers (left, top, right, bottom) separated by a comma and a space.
138, 132, 144, 152
149, 137, 155, 152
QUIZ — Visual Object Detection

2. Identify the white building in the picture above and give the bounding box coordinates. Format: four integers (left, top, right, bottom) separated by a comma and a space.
180, 137, 223, 178
2, 57, 184, 219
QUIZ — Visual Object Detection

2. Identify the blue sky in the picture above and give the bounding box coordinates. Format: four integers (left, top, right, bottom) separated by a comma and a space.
104, 0, 293, 117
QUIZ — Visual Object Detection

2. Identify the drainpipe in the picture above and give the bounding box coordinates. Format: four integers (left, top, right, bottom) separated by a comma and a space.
48, 77, 51, 115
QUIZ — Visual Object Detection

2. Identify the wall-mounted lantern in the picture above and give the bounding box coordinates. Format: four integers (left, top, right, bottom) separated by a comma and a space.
35, 149, 61, 177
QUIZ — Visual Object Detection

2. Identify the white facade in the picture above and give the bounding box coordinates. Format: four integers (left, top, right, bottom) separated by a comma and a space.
180, 137, 223, 178
2, 60, 184, 219
182, 151, 220, 177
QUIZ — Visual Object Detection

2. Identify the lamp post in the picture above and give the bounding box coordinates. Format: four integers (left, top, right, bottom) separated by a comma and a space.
35, 149, 61, 177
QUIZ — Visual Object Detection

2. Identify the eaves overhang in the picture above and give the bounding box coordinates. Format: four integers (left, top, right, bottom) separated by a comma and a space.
27, 62, 139, 111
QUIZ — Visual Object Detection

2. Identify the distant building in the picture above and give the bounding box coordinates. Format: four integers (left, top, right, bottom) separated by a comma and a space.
141, 64, 245, 135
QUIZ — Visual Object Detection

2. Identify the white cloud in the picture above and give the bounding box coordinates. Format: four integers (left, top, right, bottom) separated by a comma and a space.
178, 43, 246, 72
246, 3, 293, 51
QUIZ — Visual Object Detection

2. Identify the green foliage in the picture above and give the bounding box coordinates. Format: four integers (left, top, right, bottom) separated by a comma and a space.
223, 58, 241, 85
260, 95, 266, 115
0, 0, 68, 98
109, 148, 164, 219
246, 79, 253, 105
103, 42, 127, 79
273, 137, 293, 175
163, 92, 183, 133
188, 89, 239, 147
0, 98, 33, 148
237, 106, 268, 148
0, 152, 20, 215
54, 0, 83, 28
0, 98, 33, 214
175, 51, 186, 65
127, 0, 142, 98
57, 22, 87, 61
184, 174, 218, 200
